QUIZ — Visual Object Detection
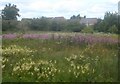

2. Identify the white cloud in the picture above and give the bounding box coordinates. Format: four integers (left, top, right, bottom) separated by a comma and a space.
28, 1, 53, 11
0, 0, 119, 19
108, 0, 119, 4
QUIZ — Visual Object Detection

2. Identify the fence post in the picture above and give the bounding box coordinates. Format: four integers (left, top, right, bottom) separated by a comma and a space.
0, 10, 2, 84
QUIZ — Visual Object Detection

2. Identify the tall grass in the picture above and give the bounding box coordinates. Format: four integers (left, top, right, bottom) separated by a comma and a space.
2, 33, 118, 82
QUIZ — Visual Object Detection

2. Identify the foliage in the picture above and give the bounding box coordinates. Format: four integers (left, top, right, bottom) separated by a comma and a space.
108, 25, 118, 33
70, 14, 81, 20
81, 26, 94, 33
50, 20, 67, 31
17, 19, 31, 33
2, 20, 18, 31
94, 12, 118, 33
25, 17, 84, 32
2, 3, 20, 20
30, 17, 49, 31
66, 20, 85, 32
2, 3, 20, 31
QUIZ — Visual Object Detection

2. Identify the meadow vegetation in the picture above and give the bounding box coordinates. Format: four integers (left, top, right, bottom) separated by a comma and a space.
2, 32, 118, 82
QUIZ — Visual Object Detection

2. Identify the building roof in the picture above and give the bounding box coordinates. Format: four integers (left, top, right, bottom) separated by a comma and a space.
80, 18, 97, 25
54, 17, 65, 20
22, 18, 32, 20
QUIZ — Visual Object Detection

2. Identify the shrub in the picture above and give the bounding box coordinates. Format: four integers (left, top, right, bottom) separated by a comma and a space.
81, 26, 94, 33
108, 25, 118, 34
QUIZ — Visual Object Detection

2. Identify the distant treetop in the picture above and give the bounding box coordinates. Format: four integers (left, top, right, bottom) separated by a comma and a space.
2, 3, 20, 20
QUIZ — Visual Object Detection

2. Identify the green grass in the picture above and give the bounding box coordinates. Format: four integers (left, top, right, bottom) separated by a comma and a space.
2, 34, 118, 82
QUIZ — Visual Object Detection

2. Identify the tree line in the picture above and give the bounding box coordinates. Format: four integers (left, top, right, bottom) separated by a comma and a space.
1, 3, 119, 34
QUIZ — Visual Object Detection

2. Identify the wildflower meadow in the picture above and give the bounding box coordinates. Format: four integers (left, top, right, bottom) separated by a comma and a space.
2, 32, 118, 82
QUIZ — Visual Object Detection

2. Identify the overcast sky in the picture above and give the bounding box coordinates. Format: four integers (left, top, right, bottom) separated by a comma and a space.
0, 0, 119, 20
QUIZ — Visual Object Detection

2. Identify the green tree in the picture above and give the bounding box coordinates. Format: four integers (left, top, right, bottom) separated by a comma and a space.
67, 19, 85, 32
2, 3, 20, 31
30, 17, 50, 31
94, 12, 118, 33
70, 14, 81, 20
2, 3, 20, 20
108, 25, 118, 33
104, 12, 118, 28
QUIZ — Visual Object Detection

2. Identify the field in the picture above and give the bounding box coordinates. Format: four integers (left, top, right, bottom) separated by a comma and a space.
2, 32, 119, 82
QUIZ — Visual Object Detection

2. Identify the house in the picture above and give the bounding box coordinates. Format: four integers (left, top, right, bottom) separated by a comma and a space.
21, 18, 32, 21
80, 18, 97, 26
54, 17, 66, 21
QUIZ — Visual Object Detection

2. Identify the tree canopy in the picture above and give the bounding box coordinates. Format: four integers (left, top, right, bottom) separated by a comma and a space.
2, 3, 20, 20
2, 3, 20, 31
94, 12, 118, 33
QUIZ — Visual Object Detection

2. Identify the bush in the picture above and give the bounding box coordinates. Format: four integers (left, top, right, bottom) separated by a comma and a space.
66, 20, 85, 32
2, 20, 18, 31
108, 25, 118, 34
81, 26, 94, 33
